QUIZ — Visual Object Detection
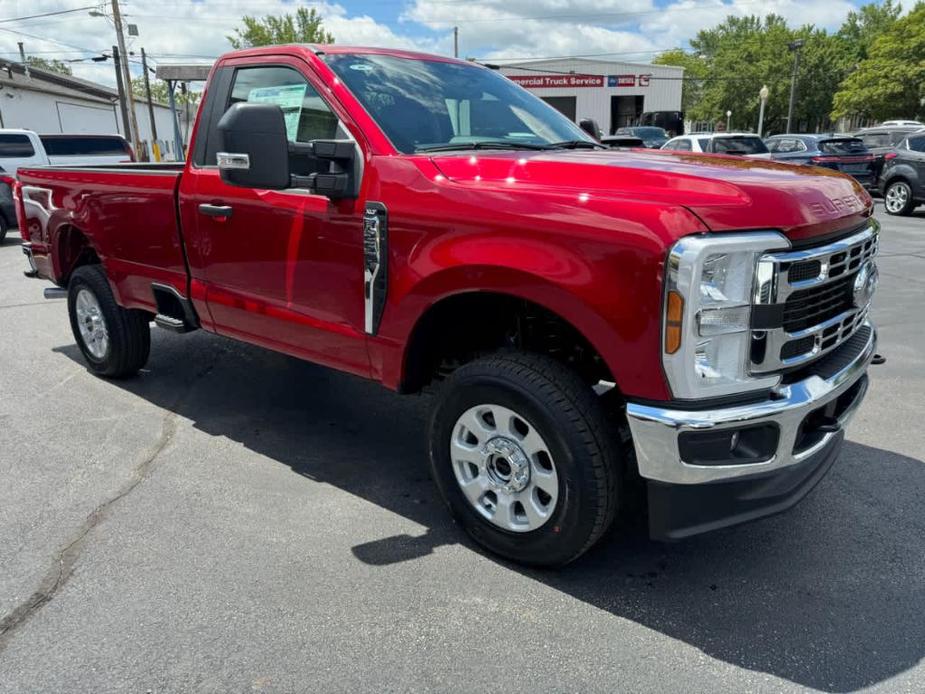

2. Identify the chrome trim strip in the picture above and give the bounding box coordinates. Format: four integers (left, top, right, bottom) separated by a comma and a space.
627, 321, 875, 484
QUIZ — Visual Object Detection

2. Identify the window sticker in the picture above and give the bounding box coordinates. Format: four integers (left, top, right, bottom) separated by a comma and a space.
247, 84, 308, 141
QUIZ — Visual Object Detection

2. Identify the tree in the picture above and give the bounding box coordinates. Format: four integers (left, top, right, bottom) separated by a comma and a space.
130, 77, 201, 108
836, 0, 902, 63
832, 3, 925, 121
227, 7, 334, 49
25, 56, 72, 76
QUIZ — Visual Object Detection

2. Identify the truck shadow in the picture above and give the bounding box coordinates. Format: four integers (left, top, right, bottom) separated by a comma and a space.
56, 329, 925, 692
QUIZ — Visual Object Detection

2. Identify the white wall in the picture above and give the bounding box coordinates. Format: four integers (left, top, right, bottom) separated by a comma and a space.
501, 58, 684, 135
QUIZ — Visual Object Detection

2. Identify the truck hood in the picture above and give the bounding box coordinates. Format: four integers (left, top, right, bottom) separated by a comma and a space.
429, 149, 872, 242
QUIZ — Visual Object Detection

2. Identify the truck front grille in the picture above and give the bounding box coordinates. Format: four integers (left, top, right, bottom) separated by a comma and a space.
750, 223, 878, 374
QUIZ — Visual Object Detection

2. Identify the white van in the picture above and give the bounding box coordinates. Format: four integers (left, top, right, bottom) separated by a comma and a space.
0, 129, 134, 176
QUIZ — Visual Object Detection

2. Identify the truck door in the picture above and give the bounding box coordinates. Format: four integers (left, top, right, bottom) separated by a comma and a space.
178, 57, 371, 378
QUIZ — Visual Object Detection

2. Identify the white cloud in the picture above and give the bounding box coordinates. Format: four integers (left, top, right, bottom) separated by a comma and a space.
0, 0, 864, 89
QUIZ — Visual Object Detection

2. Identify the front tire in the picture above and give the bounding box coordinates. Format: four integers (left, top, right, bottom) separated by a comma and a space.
67, 265, 150, 378
883, 180, 915, 215
428, 352, 622, 567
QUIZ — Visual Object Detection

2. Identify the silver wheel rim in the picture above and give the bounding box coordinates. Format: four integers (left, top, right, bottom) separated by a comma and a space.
450, 404, 559, 533
885, 183, 909, 212
75, 288, 109, 359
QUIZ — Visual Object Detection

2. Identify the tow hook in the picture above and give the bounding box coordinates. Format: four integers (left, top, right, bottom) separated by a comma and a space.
872, 354, 886, 365
43, 287, 67, 299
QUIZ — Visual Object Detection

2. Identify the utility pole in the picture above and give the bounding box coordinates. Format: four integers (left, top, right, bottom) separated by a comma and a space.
453, 27, 458, 58
112, 46, 132, 141
140, 48, 160, 161
111, 0, 143, 159
786, 39, 805, 134
757, 84, 769, 137
17, 42, 30, 79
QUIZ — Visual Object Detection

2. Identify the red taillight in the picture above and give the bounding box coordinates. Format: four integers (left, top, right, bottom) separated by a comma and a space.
884, 152, 898, 160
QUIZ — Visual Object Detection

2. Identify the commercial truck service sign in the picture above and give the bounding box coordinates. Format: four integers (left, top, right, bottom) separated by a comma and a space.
508, 74, 604, 88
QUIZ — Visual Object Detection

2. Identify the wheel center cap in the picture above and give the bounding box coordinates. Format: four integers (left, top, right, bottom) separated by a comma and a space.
482, 437, 530, 493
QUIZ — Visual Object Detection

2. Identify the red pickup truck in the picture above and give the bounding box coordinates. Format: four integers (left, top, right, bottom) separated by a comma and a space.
15, 45, 879, 566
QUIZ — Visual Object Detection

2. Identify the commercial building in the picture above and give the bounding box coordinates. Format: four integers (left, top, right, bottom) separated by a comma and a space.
499, 57, 684, 136
0, 59, 189, 160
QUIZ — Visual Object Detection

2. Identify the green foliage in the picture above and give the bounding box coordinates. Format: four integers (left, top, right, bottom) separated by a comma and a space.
832, 3, 925, 121
130, 77, 201, 107
25, 56, 73, 76
228, 7, 335, 49
652, 2, 911, 132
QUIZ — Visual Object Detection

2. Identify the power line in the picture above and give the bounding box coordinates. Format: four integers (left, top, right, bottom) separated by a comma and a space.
0, 25, 105, 54
0, 5, 102, 25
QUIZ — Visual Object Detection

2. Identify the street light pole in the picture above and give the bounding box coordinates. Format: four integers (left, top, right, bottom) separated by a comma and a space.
786, 39, 805, 134
758, 84, 769, 137
111, 0, 142, 159
726, 110, 732, 131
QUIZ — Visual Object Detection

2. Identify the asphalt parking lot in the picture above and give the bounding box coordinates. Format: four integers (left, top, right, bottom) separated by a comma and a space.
0, 204, 923, 693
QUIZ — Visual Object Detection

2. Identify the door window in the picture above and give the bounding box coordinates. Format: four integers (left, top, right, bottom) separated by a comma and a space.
199, 64, 344, 166
666, 138, 692, 151
907, 136, 925, 152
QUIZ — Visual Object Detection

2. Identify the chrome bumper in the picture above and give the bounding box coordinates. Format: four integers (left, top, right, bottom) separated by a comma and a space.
626, 322, 875, 485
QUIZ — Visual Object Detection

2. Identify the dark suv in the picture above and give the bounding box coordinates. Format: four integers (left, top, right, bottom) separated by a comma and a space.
613, 126, 669, 149
879, 130, 925, 215
765, 134, 876, 189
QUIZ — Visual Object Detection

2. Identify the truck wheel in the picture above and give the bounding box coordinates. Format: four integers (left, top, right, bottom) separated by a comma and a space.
428, 352, 621, 567
0, 215, 8, 244
883, 180, 915, 216
67, 265, 150, 378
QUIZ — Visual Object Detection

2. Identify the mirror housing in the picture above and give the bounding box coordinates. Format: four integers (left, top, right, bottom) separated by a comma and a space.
217, 102, 291, 189
579, 118, 602, 141
217, 102, 359, 199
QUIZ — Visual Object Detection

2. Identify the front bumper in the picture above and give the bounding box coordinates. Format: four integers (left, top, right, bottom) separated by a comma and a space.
626, 322, 875, 539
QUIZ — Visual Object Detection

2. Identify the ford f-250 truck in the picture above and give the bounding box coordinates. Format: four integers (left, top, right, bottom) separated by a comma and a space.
14, 45, 879, 566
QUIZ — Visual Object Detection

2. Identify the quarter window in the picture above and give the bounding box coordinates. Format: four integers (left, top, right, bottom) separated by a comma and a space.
907, 136, 925, 152
0, 134, 36, 157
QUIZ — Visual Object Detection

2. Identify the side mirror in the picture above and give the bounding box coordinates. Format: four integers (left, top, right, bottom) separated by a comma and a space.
217, 102, 291, 190
217, 102, 359, 199
579, 118, 602, 141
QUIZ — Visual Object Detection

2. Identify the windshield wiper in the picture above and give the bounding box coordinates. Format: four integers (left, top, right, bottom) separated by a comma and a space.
416, 141, 553, 152
548, 140, 606, 150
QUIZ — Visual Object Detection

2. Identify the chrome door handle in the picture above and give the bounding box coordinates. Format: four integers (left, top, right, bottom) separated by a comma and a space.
198, 203, 233, 219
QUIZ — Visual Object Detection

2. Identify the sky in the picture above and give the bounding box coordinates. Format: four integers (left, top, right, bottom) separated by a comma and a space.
0, 0, 872, 87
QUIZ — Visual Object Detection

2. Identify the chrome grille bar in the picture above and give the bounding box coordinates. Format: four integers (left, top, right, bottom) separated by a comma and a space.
751, 221, 879, 374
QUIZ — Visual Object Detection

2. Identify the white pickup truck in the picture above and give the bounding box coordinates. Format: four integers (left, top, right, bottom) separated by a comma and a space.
0, 129, 135, 242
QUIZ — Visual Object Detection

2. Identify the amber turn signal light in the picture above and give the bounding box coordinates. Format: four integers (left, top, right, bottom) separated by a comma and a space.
665, 290, 683, 354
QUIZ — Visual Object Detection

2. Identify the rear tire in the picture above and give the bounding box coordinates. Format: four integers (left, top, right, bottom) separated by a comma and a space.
67, 265, 150, 378
428, 352, 622, 567
883, 180, 915, 216
0, 215, 8, 244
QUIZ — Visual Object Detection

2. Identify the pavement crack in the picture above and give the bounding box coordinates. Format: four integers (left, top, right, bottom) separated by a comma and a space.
0, 412, 178, 653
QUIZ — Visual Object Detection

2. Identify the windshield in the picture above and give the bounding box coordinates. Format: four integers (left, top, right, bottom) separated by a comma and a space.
324, 54, 595, 153
631, 127, 668, 139
819, 138, 867, 155
712, 136, 768, 155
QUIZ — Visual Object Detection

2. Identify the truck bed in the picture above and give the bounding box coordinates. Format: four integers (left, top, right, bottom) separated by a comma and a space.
17, 163, 189, 313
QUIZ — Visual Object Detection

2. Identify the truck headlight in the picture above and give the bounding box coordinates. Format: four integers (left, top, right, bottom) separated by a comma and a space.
663, 231, 790, 399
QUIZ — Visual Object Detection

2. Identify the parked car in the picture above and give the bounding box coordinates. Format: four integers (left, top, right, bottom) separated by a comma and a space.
765, 134, 876, 188
661, 132, 771, 158
612, 126, 669, 149
15, 44, 878, 567
879, 130, 925, 215
854, 125, 924, 179
0, 171, 14, 243
600, 135, 645, 148
879, 120, 924, 128
0, 129, 134, 176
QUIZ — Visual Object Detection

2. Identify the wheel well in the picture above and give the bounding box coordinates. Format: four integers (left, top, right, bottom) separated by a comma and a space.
57, 226, 100, 283
401, 292, 615, 393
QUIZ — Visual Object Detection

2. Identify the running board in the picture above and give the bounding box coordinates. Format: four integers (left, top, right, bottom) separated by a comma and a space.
154, 313, 193, 333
